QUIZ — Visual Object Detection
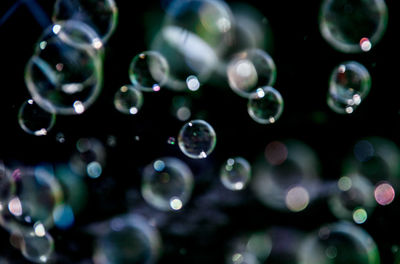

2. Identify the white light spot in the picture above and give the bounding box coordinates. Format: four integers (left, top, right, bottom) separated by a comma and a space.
52, 24, 61, 35
186, 75, 200, 91
8, 197, 23, 217
170, 197, 183, 210
34, 222, 46, 237
129, 107, 138, 115
73, 101, 85, 114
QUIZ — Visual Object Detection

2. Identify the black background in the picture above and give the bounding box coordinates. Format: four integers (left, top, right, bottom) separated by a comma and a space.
0, 0, 399, 263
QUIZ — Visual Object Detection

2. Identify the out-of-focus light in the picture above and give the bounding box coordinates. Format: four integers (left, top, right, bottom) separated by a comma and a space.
52, 24, 61, 34
34, 222, 46, 237
338, 176, 352, 191
170, 197, 183, 210
360, 37, 372, 52
73, 101, 85, 114
285, 186, 310, 212
87, 161, 102, 178
186, 75, 200, 91
177, 107, 191, 121
265, 141, 288, 165
8, 197, 23, 217
374, 182, 395, 206
352, 207, 368, 224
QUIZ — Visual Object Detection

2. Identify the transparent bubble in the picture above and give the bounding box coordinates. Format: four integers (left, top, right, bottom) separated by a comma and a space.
151, 0, 234, 91
327, 61, 371, 114
25, 21, 103, 115
18, 99, 56, 136
0, 166, 63, 234
248, 86, 284, 124
114, 85, 144, 115
141, 157, 194, 211
227, 49, 276, 98
70, 138, 106, 178
129, 51, 169, 92
178, 120, 217, 159
252, 140, 321, 211
220, 157, 251, 191
299, 222, 380, 264
93, 214, 162, 264
20, 230, 54, 263
319, 0, 388, 53
53, 0, 118, 43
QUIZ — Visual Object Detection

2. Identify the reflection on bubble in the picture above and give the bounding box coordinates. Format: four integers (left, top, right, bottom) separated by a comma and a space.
299, 222, 380, 264
129, 51, 169, 92
21, 230, 54, 263
319, 0, 388, 53
141, 157, 194, 211
25, 21, 103, 115
18, 99, 56, 136
248, 87, 284, 124
220, 157, 251, 191
178, 120, 217, 159
93, 214, 162, 264
327, 61, 371, 114
374, 182, 395, 206
53, 0, 118, 43
114, 85, 144, 115
227, 49, 276, 98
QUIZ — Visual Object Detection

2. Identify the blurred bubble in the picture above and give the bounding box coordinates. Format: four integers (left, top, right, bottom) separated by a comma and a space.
178, 120, 217, 159
319, 0, 388, 53
352, 207, 368, 224
0, 166, 63, 234
167, 137, 176, 145
327, 61, 371, 114
56, 132, 66, 143
129, 51, 169, 92
93, 214, 162, 264
374, 182, 395, 206
53, 0, 118, 43
25, 20, 103, 115
151, 0, 234, 90
70, 138, 106, 178
171, 96, 192, 121
20, 230, 54, 263
299, 222, 380, 264
114, 85, 144, 115
141, 157, 194, 211
248, 86, 284, 124
186, 75, 201, 91
227, 49, 276, 98
18, 99, 56, 136
265, 141, 288, 165
52, 203, 75, 229
220, 157, 251, 191
252, 140, 320, 211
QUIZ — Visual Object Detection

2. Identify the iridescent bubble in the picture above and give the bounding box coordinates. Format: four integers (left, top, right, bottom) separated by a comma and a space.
220, 157, 251, 191
25, 21, 103, 115
70, 138, 106, 178
20, 230, 54, 263
248, 86, 284, 124
151, 0, 234, 90
319, 0, 388, 53
178, 120, 217, 159
18, 99, 56, 136
114, 85, 143, 115
93, 214, 162, 264
327, 61, 371, 114
0, 166, 63, 234
141, 157, 194, 211
53, 0, 118, 43
129, 51, 169, 92
299, 222, 380, 264
227, 49, 276, 98
374, 182, 395, 206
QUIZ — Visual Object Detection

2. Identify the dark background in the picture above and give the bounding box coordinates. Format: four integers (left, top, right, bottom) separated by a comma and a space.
0, 0, 399, 263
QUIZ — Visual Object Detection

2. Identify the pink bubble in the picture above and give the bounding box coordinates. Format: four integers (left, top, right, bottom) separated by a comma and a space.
374, 183, 395, 206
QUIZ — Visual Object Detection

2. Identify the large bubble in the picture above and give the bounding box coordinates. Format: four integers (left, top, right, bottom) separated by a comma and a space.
327, 61, 371, 114
25, 20, 103, 115
319, 0, 388, 53
93, 214, 162, 264
141, 157, 194, 211
178, 119, 217, 159
18, 99, 56, 136
299, 222, 380, 264
151, 0, 234, 91
53, 0, 118, 43
247, 87, 284, 124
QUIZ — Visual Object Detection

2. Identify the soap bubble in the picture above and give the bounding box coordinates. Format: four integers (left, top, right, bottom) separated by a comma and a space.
129, 51, 169, 92
327, 61, 371, 114
20, 230, 54, 263
0, 166, 63, 234
18, 99, 56, 136
227, 49, 276, 98
178, 120, 217, 159
220, 157, 251, 191
25, 21, 103, 115
70, 138, 106, 178
299, 222, 380, 264
319, 0, 388, 53
151, 0, 234, 90
248, 86, 284, 124
53, 0, 118, 43
93, 214, 162, 264
114, 85, 144, 115
141, 157, 194, 211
